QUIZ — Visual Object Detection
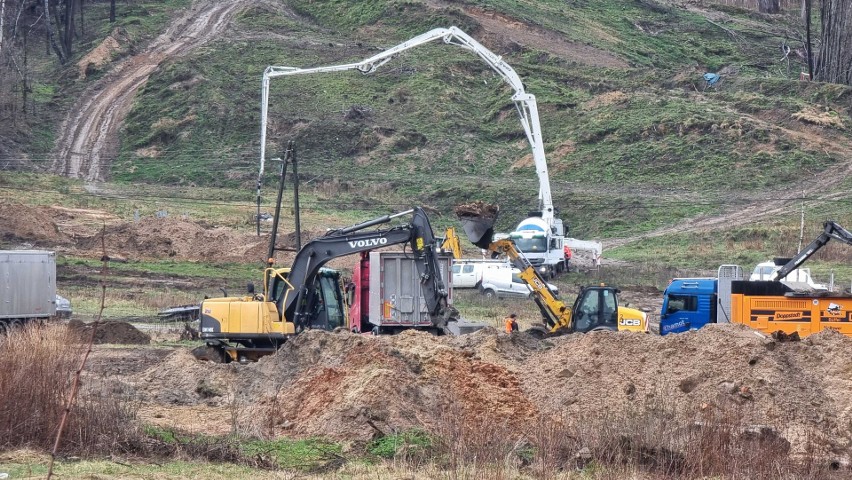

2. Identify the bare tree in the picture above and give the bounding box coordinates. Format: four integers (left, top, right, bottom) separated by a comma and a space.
42, 0, 66, 64
815, 0, 852, 85
804, 0, 814, 79
758, 0, 780, 13
0, 0, 7, 55
62, 0, 76, 57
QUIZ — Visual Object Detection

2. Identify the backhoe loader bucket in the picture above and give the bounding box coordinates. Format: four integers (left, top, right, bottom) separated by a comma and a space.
454, 202, 499, 250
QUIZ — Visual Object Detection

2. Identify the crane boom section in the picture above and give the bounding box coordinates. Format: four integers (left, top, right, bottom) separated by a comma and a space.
260, 26, 554, 221
770, 221, 852, 282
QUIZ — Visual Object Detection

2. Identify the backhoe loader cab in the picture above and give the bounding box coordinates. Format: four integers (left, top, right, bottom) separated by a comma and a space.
571, 286, 620, 332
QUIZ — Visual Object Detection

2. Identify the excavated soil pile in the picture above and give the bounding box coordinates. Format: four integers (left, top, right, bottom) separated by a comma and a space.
68, 319, 151, 344
75, 217, 267, 262
133, 349, 240, 405
246, 329, 541, 440
0, 204, 69, 246
0, 204, 273, 263
125, 325, 852, 460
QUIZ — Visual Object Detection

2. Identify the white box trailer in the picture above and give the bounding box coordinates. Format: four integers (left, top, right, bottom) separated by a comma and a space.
1, 250, 57, 327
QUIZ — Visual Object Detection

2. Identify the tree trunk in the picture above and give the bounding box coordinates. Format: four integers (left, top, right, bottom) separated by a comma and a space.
12, 0, 26, 39
62, 0, 75, 58
758, 0, 780, 13
815, 0, 852, 85
43, 0, 66, 63
0, 0, 6, 55
805, 0, 813, 79
109, 0, 114, 23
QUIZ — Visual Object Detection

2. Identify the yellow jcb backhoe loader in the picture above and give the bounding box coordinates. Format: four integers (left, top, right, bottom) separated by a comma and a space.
454, 202, 647, 335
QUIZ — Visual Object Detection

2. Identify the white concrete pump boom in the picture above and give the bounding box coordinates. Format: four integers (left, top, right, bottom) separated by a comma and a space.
259, 26, 555, 224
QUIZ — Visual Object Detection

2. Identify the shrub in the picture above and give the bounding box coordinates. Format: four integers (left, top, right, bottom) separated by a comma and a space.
0, 323, 139, 455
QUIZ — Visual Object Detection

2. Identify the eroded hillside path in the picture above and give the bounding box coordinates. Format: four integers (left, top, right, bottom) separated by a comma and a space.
50, 0, 852, 250
51, 0, 256, 181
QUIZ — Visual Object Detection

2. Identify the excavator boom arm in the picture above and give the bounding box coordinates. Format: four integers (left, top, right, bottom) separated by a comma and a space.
771, 221, 852, 281
282, 207, 450, 330
490, 239, 572, 331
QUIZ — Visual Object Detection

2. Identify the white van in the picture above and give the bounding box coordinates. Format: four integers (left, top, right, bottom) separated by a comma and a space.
749, 261, 828, 291
479, 267, 559, 299
451, 260, 512, 289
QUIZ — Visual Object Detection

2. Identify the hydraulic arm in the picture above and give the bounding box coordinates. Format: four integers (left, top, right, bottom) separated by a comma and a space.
259, 26, 555, 224
770, 221, 852, 282
280, 207, 454, 332
489, 238, 572, 332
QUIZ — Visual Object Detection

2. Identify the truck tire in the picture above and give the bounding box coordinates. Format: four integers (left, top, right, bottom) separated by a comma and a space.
482, 288, 496, 299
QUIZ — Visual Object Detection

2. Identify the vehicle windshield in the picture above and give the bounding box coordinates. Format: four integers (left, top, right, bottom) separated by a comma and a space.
511, 236, 547, 253
574, 289, 617, 332
665, 294, 697, 314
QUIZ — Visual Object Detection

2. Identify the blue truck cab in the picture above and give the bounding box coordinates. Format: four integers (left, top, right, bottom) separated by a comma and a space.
660, 278, 717, 335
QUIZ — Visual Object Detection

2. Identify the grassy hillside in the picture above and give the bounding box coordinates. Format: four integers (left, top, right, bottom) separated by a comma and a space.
113, 1, 850, 231
5, 0, 852, 274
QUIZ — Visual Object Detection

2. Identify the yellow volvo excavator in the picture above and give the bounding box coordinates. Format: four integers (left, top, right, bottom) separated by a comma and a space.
197, 207, 457, 362
455, 203, 647, 335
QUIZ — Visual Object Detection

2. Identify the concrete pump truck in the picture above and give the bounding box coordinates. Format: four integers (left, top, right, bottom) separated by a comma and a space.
257, 26, 584, 278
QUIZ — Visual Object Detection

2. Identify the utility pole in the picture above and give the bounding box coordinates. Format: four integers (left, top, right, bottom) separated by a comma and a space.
266, 144, 292, 265
292, 144, 302, 251
798, 190, 805, 253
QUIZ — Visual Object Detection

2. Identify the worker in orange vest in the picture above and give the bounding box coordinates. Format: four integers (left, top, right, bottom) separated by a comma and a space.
504, 313, 518, 333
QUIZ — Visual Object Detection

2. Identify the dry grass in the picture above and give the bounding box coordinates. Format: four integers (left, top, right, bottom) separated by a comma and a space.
0, 323, 140, 455
792, 107, 845, 129
410, 391, 834, 479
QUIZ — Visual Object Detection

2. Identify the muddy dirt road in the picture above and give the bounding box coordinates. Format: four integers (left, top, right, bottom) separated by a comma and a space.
51, 0, 258, 181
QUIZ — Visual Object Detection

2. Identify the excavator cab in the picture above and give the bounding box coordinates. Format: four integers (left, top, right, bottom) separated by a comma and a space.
197, 266, 348, 363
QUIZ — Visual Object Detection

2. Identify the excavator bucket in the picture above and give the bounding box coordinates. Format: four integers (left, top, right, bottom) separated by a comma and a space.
454, 201, 499, 250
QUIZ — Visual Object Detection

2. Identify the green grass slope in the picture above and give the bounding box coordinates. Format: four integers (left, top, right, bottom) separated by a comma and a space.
8, 0, 852, 272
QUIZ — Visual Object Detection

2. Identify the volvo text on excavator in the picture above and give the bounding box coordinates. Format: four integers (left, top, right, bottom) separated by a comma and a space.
197, 207, 457, 362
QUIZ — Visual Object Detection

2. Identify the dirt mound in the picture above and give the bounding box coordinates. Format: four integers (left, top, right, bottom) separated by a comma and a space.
121, 324, 852, 461
0, 203, 273, 264
75, 216, 267, 262
249, 330, 538, 440
132, 349, 240, 405
68, 319, 150, 344
0, 204, 69, 246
